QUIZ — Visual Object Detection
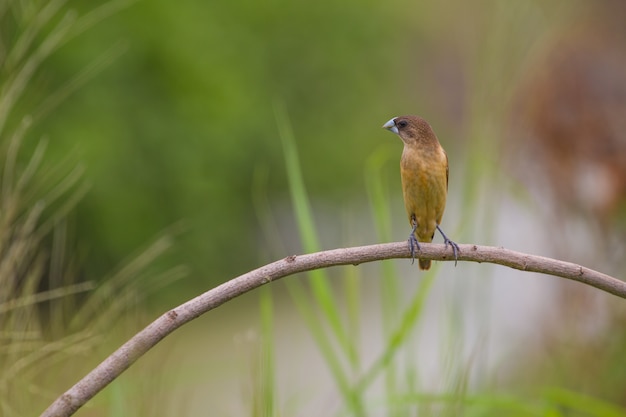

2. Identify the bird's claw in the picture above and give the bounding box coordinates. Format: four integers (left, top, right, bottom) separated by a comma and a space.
444, 237, 460, 266
408, 217, 421, 264
408, 233, 420, 264
436, 224, 459, 266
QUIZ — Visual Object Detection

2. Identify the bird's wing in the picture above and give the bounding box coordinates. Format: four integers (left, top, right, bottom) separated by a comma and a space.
444, 150, 449, 191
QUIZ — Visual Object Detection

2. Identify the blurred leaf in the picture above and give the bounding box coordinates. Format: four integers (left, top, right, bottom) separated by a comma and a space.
543, 387, 626, 417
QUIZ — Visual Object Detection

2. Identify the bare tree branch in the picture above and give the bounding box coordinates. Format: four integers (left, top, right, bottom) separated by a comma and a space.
40, 242, 625, 417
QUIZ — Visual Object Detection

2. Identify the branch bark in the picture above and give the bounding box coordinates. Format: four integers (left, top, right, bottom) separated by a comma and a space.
40, 242, 625, 417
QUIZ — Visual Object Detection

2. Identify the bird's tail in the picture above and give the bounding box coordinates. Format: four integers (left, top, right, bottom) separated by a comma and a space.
418, 259, 431, 270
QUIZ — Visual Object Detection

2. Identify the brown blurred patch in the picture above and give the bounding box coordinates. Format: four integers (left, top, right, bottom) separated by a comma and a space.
509, 11, 626, 228
504, 6, 626, 406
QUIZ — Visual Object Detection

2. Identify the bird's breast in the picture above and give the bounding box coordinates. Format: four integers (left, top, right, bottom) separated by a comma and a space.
400, 145, 448, 241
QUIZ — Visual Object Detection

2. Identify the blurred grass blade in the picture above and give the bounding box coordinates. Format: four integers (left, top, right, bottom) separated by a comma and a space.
252, 163, 361, 413
2, 116, 33, 205
257, 286, 276, 417
68, 0, 137, 41
0, 9, 76, 137
364, 147, 403, 416
0, 282, 94, 314
0, 1, 183, 415
388, 392, 548, 416
274, 102, 363, 414
285, 272, 360, 414
356, 271, 437, 394
3, 0, 68, 72
0, 0, 134, 137
273, 102, 320, 252
71, 233, 176, 329
33, 40, 129, 124
274, 102, 356, 358
543, 387, 626, 417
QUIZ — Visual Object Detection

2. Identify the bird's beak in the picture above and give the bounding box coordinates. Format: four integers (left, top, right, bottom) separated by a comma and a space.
382, 118, 399, 135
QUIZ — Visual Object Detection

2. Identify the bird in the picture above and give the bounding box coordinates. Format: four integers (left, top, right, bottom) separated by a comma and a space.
383, 115, 459, 270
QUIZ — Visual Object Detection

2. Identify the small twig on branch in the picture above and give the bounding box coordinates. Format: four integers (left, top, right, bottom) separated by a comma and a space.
40, 242, 625, 417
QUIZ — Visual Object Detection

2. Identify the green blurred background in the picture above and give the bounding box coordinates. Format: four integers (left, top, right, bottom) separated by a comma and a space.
0, 0, 554, 288
25, 0, 428, 292
3, 0, 626, 415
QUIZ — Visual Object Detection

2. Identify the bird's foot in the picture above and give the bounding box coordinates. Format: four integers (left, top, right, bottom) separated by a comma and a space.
436, 225, 459, 266
408, 233, 420, 265
409, 217, 420, 264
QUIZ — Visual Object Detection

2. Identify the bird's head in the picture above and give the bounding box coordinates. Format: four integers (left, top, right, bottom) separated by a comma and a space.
382, 115, 437, 146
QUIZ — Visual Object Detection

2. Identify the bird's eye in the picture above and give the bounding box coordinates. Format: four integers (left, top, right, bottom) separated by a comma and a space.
397, 120, 408, 129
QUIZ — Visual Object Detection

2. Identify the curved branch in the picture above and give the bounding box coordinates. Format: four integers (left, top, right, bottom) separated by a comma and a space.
40, 242, 625, 417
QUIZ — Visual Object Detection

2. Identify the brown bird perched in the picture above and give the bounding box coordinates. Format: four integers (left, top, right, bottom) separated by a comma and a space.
383, 115, 459, 270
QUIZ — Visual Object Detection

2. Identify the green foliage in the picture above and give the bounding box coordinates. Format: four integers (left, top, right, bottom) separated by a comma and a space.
253, 110, 456, 416
0, 2, 184, 415
0, 134, 183, 417
3, 0, 626, 415
254, 126, 626, 413
276, 103, 364, 413
15, 0, 417, 289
